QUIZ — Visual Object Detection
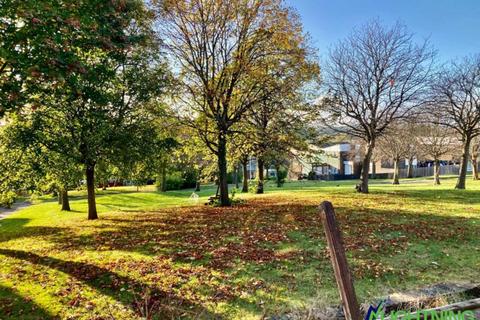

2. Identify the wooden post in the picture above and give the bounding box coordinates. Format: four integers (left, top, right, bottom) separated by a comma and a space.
319, 201, 361, 320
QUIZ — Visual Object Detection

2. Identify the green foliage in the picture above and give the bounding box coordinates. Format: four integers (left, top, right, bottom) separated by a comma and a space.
1, 0, 154, 116
1, 0, 172, 218
0, 190, 15, 208
248, 179, 258, 193
165, 172, 184, 191
226, 171, 237, 184
181, 168, 198, 189
307, 171, 317, 180
276, 169, 288, 187
230, 187, 237, 199
156, 172, 182, 191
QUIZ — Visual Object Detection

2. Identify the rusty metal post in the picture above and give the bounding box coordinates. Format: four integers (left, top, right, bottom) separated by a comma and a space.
319, 201, 361, 320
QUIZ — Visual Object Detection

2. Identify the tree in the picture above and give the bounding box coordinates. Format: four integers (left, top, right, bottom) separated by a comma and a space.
0, 121, 41, 207
432, 55, 480, 189
0, 115, 82, 210
416, 120, 458, 185
402, 122, 420, 178
229, 130, 254, 193
41, 153, 82, 211
269, 153, 290, 187
321, 20, 435, 193
377, 123, 412, 185
1, 0, 162, 116
244, 48, 319, 194
471, 138, 480, 180
158, 0, 311, 206
175, 129, 216, 193
0, 0, 82, 116
10, 1, 170, 219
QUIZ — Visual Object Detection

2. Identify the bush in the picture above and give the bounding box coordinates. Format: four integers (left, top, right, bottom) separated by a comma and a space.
0, 191, 16, 208
181, 169, 197, 189
248, 179, 258, 193
156, 170, 199, 191
307, 171, 317, 180
165, 172, 184, 190
276, 169, 288, 187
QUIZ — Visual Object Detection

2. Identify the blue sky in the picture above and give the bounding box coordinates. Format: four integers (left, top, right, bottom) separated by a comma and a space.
285, 0, 480, 62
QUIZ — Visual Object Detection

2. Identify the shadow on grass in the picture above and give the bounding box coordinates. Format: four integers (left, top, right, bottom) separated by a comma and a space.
49, 198, 479, 270
0, 284, 57, 320
0, 219, 63, 244
1, 196, 478, 318
372, 187, 480, 205
0, 249, 222, 319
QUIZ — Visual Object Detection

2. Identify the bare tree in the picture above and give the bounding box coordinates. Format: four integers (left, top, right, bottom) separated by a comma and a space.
431, 55, 480, 189
471, 138, 480, 180
377, 123, 412, 185
403, 122, 421, 178
157, 0, 308, 206
416, 120, 459, 185
321, 20, 435, 193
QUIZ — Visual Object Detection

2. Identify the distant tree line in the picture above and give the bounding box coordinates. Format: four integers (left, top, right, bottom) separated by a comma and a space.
1, 1, 479, 217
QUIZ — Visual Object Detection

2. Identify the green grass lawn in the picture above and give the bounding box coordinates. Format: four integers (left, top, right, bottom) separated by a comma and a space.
0, 177, 479, 319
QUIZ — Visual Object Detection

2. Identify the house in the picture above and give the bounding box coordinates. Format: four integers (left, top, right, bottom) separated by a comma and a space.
245, 157, 278, 180
246, 139, 464, 181
288, 142, 397, 180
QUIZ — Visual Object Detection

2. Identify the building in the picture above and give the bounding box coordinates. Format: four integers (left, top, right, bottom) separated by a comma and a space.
289, 143, 379, 179
246, 140, 464, 181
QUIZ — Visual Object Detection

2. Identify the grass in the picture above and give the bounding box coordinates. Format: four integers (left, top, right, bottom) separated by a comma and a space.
0, 176, 479, 319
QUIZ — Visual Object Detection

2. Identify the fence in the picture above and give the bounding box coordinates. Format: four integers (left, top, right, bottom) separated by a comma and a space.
390, 164, 460, 179
312, 164, 462, 181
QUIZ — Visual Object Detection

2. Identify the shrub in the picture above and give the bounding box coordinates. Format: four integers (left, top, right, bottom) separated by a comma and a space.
307, 171, 317, 180
248, 179, 258, 193
165, 172, 184, 190
156, 168, 201, 191
276, 169, 288, 187
0, 191, 16, 209
226, 171, 235, 184
181, 168, 197, 189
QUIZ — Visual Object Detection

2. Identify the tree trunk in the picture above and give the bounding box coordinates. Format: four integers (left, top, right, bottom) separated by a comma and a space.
61, 188, 70, 211
275, 164, 282, 187
242, 160, 248, 193
456, 136, 472, 189
472, 155, 478, 180
392, 157, 400, 185
371, 161, 376, 179
358, 141, 374, 193
407, 157, 414, 178
217, 132, 230, 206
233, 164, 238, 189
434, 158, 441, 185
256, 157, 264, 194
85, 164, 98, 220
58, 189, 62, 205
160, 158, 167, 192
195, 181, 201, 192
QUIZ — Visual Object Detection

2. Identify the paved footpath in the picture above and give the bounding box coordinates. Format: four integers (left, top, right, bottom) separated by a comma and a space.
0, 202, 31, 220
